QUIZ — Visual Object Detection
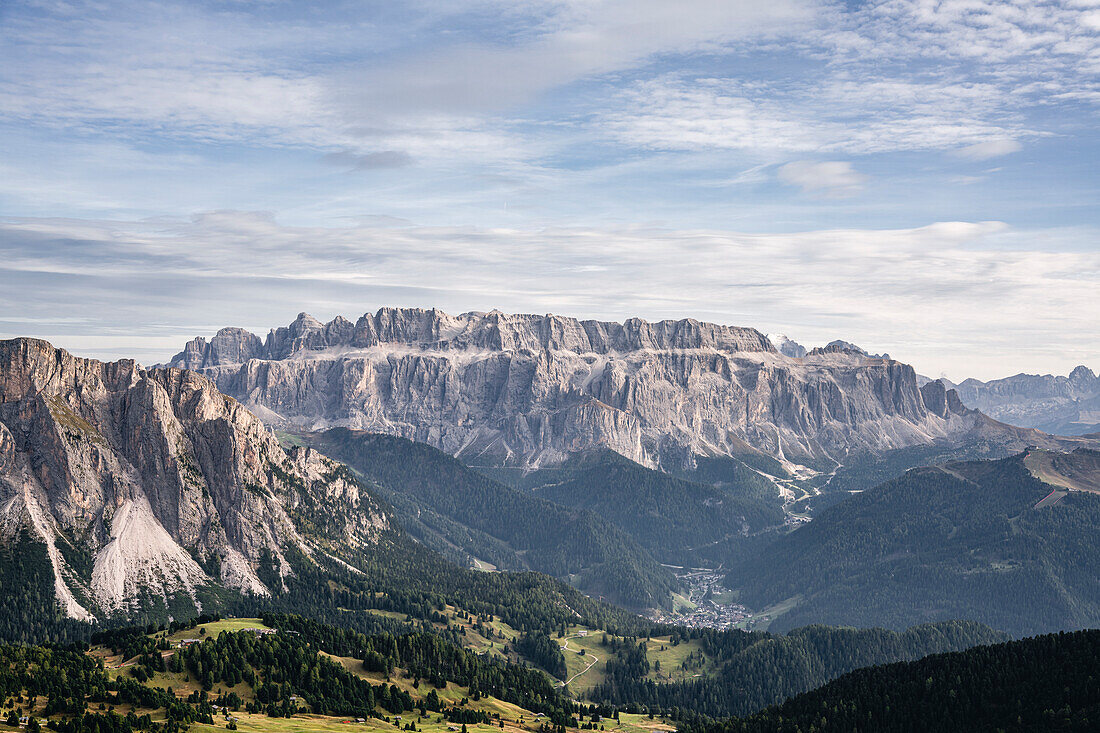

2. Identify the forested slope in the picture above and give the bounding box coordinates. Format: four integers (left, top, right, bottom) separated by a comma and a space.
500, 450, 784, 568
588, 621, 1003, 719
690, 629, 1100, 732
303, 429, 677, 610
726, 451, 1100, 635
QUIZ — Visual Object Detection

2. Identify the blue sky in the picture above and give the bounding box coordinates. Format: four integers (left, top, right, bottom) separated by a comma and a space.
0, 0, 1098, 380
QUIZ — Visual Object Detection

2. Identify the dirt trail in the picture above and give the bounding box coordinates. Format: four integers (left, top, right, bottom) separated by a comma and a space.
557, 634, 599, 688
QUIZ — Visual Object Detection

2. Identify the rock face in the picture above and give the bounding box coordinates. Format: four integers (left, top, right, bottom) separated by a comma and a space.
168, 308, 1001, 470
949, 367, 1100, 436
767, 334, 807, 358
0, 338, 388, 621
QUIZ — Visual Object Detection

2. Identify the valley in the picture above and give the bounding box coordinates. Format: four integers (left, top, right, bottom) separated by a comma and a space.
0, 331, 1097, 732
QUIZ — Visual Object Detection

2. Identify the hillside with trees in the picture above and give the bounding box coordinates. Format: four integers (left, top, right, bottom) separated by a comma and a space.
726, 452, 1100, 635
588, 621, 1003, 719
496, 450, 785, 568
686, 629, 1100, 732
303, 429, 677, 610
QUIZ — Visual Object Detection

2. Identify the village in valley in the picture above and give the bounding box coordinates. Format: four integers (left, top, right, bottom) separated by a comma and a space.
647, 569, 765, 631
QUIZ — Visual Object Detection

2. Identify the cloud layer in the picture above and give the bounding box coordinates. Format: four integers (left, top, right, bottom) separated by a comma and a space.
0, 1, 1098, 379
1, 213, 1096, 380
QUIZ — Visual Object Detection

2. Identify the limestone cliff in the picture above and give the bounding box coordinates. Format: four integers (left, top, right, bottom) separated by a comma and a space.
168, 308, 1000, 470
0, 338, 388, 621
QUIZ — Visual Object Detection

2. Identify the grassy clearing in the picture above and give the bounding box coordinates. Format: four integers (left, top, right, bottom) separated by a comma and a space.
360, 606, 518, 660
642, 637, 713, 684
615, 713, 676, 733
166, 617, 273, 643
670, 593, 696, 614
554, 627, 609, 693
731, 596, 800, 631
546, 626, 727, 695
1024, 448, 1100, 494
471, 558, 498, 572
324, 653, 538, 722
275, 431, 310, 449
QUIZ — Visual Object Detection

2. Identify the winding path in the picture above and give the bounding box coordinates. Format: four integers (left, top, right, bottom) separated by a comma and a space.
557, 634, 599, 688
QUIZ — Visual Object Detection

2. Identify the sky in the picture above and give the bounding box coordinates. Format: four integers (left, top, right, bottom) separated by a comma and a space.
0, 0, 1098, 381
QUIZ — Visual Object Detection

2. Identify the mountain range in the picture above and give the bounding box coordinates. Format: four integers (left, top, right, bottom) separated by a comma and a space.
4, 308, 1098, 636
727, 447, 1100, 636
946, 366, 1100, 436
166, 308, 1069, 477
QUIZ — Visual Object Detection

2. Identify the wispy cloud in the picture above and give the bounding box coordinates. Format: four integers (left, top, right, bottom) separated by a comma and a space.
1, 1, 1098, 380
955, 139, 1024, 160
1, 213, 1096, 380
323, 150, 414, 170
777, 161, 866, 197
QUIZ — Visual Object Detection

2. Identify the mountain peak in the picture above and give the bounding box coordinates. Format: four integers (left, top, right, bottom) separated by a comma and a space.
1069, 365, 1097, 383
767, 333, 807, 358
0, 337, 388, 622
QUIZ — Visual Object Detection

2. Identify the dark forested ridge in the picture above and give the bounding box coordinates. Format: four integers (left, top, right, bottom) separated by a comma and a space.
588, 621, 1004, 719
491, 450, 785, 568
689, 629, 1100, 732
301, 428, 677, 610
0, 529, 91, 645
727, 451, 1100, 635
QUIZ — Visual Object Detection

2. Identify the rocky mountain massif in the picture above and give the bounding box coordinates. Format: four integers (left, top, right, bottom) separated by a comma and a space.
947, 366, 1100, 436
0, 338, 388, 623
167, 308, 1063, 473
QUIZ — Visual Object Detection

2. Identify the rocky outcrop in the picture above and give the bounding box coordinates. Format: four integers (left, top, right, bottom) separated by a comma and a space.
167, 308, 1031, 470
0, 338, 388, 621
172, 328, 264, 370
807, 340, 890, 360
919, 380, 967, 419
949, 366, 1100, 436
767, 334, 807, 358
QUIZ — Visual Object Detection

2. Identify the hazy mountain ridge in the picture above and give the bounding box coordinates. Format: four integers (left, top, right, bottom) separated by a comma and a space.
166, 307, 1035, 471
948, 365, 1100, 436
0, 337, 389, 622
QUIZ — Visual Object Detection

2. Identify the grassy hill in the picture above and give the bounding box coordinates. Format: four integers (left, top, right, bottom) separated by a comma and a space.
0, 613, 1005, 733
8, 615, 676, 733
725, 449, 1100, 635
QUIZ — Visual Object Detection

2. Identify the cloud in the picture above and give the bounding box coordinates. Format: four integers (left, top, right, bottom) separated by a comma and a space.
955, 139, 1023, 160
339, 0, 817, 116
777, 161, 866, 197
600, 0, 1099, 157
323, 150, 414, 170
0, 213, 1096, 380
602, 74, 1037, 155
